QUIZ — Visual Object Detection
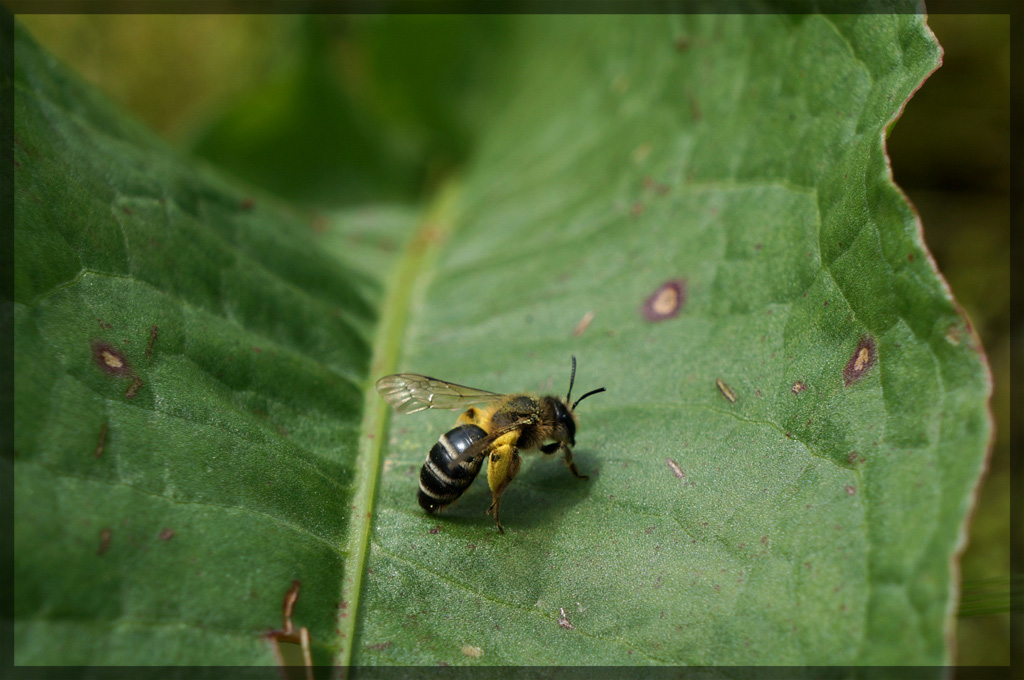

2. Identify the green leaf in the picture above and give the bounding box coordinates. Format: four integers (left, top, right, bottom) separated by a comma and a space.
12, 17, 376, 665
12, 12, 990, 669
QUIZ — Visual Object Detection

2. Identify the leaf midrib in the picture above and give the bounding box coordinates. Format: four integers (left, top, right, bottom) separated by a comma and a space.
334, 181, 463, 665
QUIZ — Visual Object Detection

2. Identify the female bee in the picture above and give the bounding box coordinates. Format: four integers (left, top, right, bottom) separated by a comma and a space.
375, 357, 605, 533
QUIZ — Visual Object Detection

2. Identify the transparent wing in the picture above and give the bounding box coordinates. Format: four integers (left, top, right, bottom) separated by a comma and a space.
375, 374, 504, 415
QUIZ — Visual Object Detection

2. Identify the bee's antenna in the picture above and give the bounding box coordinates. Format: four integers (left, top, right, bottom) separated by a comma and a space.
565, 355, 577, 404
566, 355, 606, 409
572, 387, 606, 411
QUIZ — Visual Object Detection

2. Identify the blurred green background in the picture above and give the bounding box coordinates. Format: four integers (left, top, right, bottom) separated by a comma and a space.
17, 13, 1012, 665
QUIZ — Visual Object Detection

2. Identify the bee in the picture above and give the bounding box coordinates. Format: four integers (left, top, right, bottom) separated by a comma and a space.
375, 356, 605, 533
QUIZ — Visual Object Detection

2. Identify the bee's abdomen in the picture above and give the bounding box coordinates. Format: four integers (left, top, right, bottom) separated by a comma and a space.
418, 424, 488, 513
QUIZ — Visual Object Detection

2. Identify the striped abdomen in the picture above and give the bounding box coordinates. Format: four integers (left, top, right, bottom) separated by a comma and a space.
418, 424, 488, 513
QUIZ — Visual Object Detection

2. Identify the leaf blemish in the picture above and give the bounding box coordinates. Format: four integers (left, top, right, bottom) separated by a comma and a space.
687, 91, 702, 122
791, 381, 807, 395
97, 528, 112, 555
945, 323, 962, 345
573, 310, 595, 337
91, 340, 133, 376
642, 175, 669, 195
94, 422, 108, 458
715, 378, 737, 404
278, 580, 301, 634
159, 528, 175, 541
632, 143, 652, 163
267, 580, 313, 671
461, 645, 483, 658
642, 279, 686, 321
558, 607, 574, 630
123, 375, 144, 399
145, 325, 158, 359
843, 336, 877, 386
666, 458, 685, 479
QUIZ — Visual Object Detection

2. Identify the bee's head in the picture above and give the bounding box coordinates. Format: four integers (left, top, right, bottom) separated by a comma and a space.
553, 355, 605, 447
550, 398, 577, 446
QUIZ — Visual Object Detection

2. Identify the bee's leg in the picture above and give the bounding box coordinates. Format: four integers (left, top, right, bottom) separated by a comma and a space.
485, 433, 521, 533
540, 442, 560, 455
562, 445, 589, 480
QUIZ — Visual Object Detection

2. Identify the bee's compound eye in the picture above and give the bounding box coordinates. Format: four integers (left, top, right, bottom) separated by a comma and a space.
551, 399, 576, 445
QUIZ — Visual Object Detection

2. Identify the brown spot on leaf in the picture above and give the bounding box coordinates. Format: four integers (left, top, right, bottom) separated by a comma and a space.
558, 607, 574, 630
124, 376, 144, 399
642, 280, 686, 321
159, 528, 175, 541
843, 336, 877, 386
687, 91, 702, 122
94, 422, 108, 458
573, 310, 595, 337
279, 580, 301, 633
945, 324, 962, 345
145, 325, 158, 359
715, 378, 737, 404
267, 580, 313, 674
791, 381, 807, 395
97, 528, 112, 555
641, 176, 669, 195
666, 458, 685, 480
91, 340, 133, 377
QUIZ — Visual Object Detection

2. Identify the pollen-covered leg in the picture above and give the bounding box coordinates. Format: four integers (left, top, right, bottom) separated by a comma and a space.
485, 433, 521, 533
562, 445, 588, 480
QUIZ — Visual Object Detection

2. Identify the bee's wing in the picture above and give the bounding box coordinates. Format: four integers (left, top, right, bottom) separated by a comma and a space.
375, 374, 504, 415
